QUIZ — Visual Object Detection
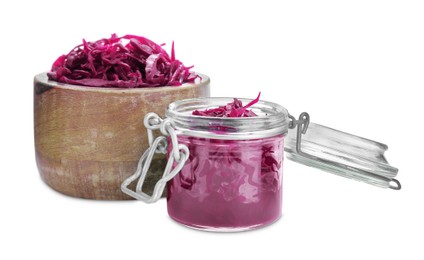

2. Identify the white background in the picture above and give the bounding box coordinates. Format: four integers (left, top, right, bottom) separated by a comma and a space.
1, 0, 423, 259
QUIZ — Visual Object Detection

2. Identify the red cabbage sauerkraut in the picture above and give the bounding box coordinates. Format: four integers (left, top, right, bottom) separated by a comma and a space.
47, 34, 198, 88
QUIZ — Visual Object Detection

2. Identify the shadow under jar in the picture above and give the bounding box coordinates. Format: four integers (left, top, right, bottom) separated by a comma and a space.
165, 98, 289, 231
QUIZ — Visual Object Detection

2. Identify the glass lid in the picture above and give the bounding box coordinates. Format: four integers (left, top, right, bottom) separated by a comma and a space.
285, 113, 400, 190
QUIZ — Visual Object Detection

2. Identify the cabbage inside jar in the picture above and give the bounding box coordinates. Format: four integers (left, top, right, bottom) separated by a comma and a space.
165, 98, 289, 231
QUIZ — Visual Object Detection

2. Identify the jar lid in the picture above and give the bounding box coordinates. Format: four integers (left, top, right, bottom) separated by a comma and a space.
285, 113, 401, 190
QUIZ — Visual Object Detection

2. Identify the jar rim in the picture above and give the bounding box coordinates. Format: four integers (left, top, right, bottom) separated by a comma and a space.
166, 97, 289, 140
34, 72, 210, 94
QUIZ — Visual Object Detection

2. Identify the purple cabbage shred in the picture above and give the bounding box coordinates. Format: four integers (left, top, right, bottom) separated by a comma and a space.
192, 93, 261, 117
47, 34, 199, 88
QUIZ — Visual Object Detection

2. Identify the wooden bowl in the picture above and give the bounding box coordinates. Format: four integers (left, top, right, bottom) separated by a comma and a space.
34, 72, 210, 200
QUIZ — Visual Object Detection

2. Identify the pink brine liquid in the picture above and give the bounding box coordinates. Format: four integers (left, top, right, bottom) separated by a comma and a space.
167, 135, 285, 231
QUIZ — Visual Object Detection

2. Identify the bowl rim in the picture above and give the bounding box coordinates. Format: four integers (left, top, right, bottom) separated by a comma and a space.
34, 72, 210, 94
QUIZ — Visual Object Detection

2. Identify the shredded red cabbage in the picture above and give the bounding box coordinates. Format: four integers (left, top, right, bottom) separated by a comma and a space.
47, 34, 199, 88
192, 93, 261, 117
167, 135, 283, 228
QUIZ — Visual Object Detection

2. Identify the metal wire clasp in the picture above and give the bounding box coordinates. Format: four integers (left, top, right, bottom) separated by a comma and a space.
121, 113, 189, 203
288, 112, 310, 155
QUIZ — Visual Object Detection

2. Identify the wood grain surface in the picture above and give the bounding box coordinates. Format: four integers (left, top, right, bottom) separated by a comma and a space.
34, 73, 210, 200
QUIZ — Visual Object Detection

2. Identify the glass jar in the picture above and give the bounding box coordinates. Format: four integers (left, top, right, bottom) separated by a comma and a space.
164, 98, 289, 231
121, 96, 401, 232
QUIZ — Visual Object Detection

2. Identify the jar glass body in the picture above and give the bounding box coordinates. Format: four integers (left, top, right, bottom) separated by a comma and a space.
165, 97, 289, 231
167, 135, 285, 231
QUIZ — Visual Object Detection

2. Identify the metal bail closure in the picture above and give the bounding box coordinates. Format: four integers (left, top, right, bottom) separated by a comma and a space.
121, 113, 189, 203
286, 112, 401, 190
